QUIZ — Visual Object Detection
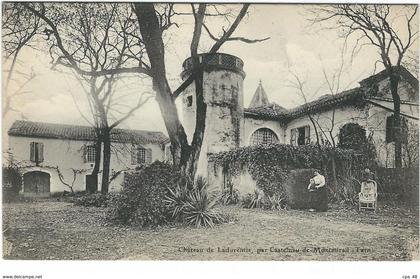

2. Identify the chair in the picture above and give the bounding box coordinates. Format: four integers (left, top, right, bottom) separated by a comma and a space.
358, 180, 378, 212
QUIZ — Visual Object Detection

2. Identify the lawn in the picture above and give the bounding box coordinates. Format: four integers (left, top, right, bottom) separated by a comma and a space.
2, 200, 419, 260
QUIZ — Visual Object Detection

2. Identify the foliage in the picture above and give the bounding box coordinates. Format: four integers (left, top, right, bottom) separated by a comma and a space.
2, 164, 22, 203
210, 144, 367, 206
164, 178, 191, 221
107, 161, 181, 227
402, 123, 419, 168
264, 193, 287, 210
72, 193, 111, 207
337, 123, 377, 167
165, 176, 225, 228
241, 189, 265, 209
330, 177, 359, 205
219, 182, 239, 205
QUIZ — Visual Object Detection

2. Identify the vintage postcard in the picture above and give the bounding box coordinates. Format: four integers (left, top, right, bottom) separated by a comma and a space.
1, 1, 419, 276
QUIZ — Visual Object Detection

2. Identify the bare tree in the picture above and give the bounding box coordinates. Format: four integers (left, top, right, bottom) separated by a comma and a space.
20, 3, 268, 181
309, 4, 418, 168
286, 41, 360, 194
22, 3, 152, 192
2, 3, 41, 117
55, 166, 88, 194
133, 3, 268, 179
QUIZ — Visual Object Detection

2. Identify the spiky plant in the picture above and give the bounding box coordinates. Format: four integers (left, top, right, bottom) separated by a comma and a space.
265, 194, 286, 210
164, 180, 189, 221
241, 189, 265, 209
165, 176, 225, 227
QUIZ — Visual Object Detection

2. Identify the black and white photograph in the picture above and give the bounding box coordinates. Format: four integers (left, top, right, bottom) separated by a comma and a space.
1, 1, 419, 277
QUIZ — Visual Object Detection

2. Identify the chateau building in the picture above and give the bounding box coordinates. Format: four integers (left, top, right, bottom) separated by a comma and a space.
7, 53, 419, 196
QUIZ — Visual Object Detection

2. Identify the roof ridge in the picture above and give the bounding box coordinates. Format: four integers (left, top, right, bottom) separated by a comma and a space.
8, 120, 169, 144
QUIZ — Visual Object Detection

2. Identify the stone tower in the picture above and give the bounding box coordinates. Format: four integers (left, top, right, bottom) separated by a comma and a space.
180, 53, 245, 176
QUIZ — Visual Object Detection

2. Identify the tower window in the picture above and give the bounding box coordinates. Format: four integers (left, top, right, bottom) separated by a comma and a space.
187, 95, 193, 107
250, 128, 279, 145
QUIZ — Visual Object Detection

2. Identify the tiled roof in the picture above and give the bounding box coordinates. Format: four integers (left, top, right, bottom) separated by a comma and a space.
244, 87, 364, 121
244, 66, 418, 122
244, 88, 363, 120
286, 87, 364, 118
8, 120, 169, 145
244, 103, 288, 120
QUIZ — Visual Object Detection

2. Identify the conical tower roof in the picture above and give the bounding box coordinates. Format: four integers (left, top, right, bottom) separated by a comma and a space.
249, 80, 270, 108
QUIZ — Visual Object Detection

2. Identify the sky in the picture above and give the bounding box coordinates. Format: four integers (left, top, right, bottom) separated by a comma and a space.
2, 4, 418, 138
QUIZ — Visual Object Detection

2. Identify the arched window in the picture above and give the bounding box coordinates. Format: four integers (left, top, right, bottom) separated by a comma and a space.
250, 128, 279, 145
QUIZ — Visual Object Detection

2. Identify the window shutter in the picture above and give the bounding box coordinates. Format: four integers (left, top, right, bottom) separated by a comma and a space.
146, 148, 152, 164
305, 126, 310, 144
83, 145, 87, 163
290, 129, 296, 145
30, 142, 36, 162
38, 143, 44, 162
131, 146, 137, 165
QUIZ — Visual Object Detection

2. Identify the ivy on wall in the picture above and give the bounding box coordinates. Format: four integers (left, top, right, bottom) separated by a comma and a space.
209, 143, 368, 199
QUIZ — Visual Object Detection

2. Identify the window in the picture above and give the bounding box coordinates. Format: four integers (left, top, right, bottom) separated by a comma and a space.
85, 145, 96, 163
131, 146, 152, 165
30, 142, 44, 163
386, 115, 408, 143
250, 128, 279, 145
187, 95, 193, 107
290, 126, 310, 146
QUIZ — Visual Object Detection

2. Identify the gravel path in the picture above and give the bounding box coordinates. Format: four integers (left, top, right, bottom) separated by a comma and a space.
2, 201, 418, 260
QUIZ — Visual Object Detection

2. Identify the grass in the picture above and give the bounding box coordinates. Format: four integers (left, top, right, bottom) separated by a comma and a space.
2, 200, 418, 260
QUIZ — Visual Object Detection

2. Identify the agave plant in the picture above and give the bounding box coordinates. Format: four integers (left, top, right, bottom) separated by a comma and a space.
165, 176, 225, 227
220, 185, 240, 205
242, 189, 265, 209
265, 194, 286, 210
164, 180, 189, 221
183, 185, 224, 228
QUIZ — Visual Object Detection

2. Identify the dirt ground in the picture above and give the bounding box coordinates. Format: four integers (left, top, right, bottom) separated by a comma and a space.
2, 200, 419, 261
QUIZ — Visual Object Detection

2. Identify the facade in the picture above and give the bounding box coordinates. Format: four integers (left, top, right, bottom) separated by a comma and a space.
179, 53, 419, 178
7, 120, 168, 195
7, 53, 419, 196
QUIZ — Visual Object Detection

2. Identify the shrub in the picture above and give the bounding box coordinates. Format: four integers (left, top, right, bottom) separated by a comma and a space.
2, 165, 22, 203
241, 189, 264, 209
264, 193, 287, 210
108, 161, 181, 227
165, 176, 225, 228
220, 182, 239, 205
210, 144, 368, 206
164, 179, 190, 221
72, 193, 110, 207
284, 169, 315, 209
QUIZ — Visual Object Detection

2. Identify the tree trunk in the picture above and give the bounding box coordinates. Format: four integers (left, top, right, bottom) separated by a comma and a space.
389, 69, 402, 169
134, 3, 191, 170
92, 135, 102, 177
185, 68, 206, 179
101, 131, 111, 193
